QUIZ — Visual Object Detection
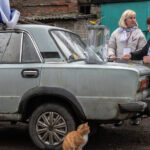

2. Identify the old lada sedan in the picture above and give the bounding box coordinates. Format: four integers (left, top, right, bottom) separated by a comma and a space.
0, 24, 150, 150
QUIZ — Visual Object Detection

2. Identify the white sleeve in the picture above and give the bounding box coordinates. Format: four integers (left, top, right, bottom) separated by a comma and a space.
108, 31, 117, 56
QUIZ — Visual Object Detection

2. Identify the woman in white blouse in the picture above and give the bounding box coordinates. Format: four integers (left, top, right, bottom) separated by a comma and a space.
108, 9, 146, 61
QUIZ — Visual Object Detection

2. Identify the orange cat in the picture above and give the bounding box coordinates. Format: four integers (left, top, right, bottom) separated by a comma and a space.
62, 122, 90, 150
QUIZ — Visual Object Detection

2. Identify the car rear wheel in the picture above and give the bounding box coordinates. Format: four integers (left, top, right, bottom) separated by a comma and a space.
29, 103, 76, 150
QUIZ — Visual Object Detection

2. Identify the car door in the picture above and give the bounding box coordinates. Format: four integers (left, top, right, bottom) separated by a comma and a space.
0, 31, 42, 113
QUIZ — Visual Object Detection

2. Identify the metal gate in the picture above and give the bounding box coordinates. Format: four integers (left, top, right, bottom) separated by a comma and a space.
101, 1, 150, 39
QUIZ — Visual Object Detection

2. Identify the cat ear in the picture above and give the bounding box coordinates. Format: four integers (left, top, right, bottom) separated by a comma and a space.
78, 123, 85, 130
83, 122, 89, 128
85, 122, 88, 125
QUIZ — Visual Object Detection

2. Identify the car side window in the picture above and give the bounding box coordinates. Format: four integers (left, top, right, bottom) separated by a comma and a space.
1, 32, 22, 63
21, 33, 41, 63
0, 33, 11, 61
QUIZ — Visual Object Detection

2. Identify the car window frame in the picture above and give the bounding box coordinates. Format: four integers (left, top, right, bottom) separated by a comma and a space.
0, 30, 22, 64
21, 30, 43, 64
49, 29, 68, 61
49, 29, 87, 62
0, 29, 44, 64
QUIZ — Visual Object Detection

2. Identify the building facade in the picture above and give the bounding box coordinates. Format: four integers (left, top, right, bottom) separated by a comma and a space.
10, 0, 99, 42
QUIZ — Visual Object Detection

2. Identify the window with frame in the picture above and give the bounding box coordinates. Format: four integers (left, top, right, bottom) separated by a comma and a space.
80, 5, 90, 14
21, 33, 41, 63
51, 30, 86, 61
1, 32, 22, 63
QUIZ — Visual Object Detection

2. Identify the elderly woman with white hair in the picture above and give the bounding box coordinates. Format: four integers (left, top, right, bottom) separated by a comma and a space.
108, 9, 146, 126
108, 9, 146, 60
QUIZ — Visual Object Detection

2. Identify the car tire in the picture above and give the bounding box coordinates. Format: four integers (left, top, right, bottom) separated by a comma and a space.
29, 103, 76, 150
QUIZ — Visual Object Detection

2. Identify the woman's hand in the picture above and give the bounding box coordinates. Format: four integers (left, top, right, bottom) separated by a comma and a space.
143, 56, 150, 64
109, 55, 116, 61
121, 54, 131, 60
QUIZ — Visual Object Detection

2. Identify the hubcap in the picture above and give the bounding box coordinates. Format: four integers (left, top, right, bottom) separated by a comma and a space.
36, 112, 67, 146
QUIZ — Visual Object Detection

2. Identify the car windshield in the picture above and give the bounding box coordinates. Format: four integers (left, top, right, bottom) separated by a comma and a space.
51, 30, 86, 62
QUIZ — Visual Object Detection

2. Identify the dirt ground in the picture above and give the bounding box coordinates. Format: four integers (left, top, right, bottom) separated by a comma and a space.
0, 118, 150, 150
85, 117, 150, 150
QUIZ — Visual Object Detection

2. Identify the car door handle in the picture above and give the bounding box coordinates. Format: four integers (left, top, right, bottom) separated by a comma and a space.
22, 69, 39, 78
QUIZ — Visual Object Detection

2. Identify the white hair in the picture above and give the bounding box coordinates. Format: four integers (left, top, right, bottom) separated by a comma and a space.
119, 9, 138, 28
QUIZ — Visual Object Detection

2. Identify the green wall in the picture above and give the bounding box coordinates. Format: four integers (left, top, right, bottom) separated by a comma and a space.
101, 1, 150, 39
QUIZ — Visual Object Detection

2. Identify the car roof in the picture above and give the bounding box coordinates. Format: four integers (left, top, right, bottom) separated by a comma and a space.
14, 24, 73, 53
15, 24, 71, 33
0, 24, 78, 54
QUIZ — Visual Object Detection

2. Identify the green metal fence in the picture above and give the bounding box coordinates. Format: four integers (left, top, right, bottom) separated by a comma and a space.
101, 1, 150, 39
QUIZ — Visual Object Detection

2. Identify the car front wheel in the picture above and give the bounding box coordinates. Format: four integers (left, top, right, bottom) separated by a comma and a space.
29, 103, 76, 150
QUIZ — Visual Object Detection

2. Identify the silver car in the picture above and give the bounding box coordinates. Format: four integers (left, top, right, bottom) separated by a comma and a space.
0, 24, 150, 150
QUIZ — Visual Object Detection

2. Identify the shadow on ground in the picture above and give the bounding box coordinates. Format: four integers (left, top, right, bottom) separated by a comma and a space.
84, 118, 150, 150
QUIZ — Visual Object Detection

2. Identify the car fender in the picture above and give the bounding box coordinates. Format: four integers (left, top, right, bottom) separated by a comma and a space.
18, 86, 86, 120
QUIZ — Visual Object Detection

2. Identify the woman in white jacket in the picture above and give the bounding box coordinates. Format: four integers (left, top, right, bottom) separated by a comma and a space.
108, 9, 146, 60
